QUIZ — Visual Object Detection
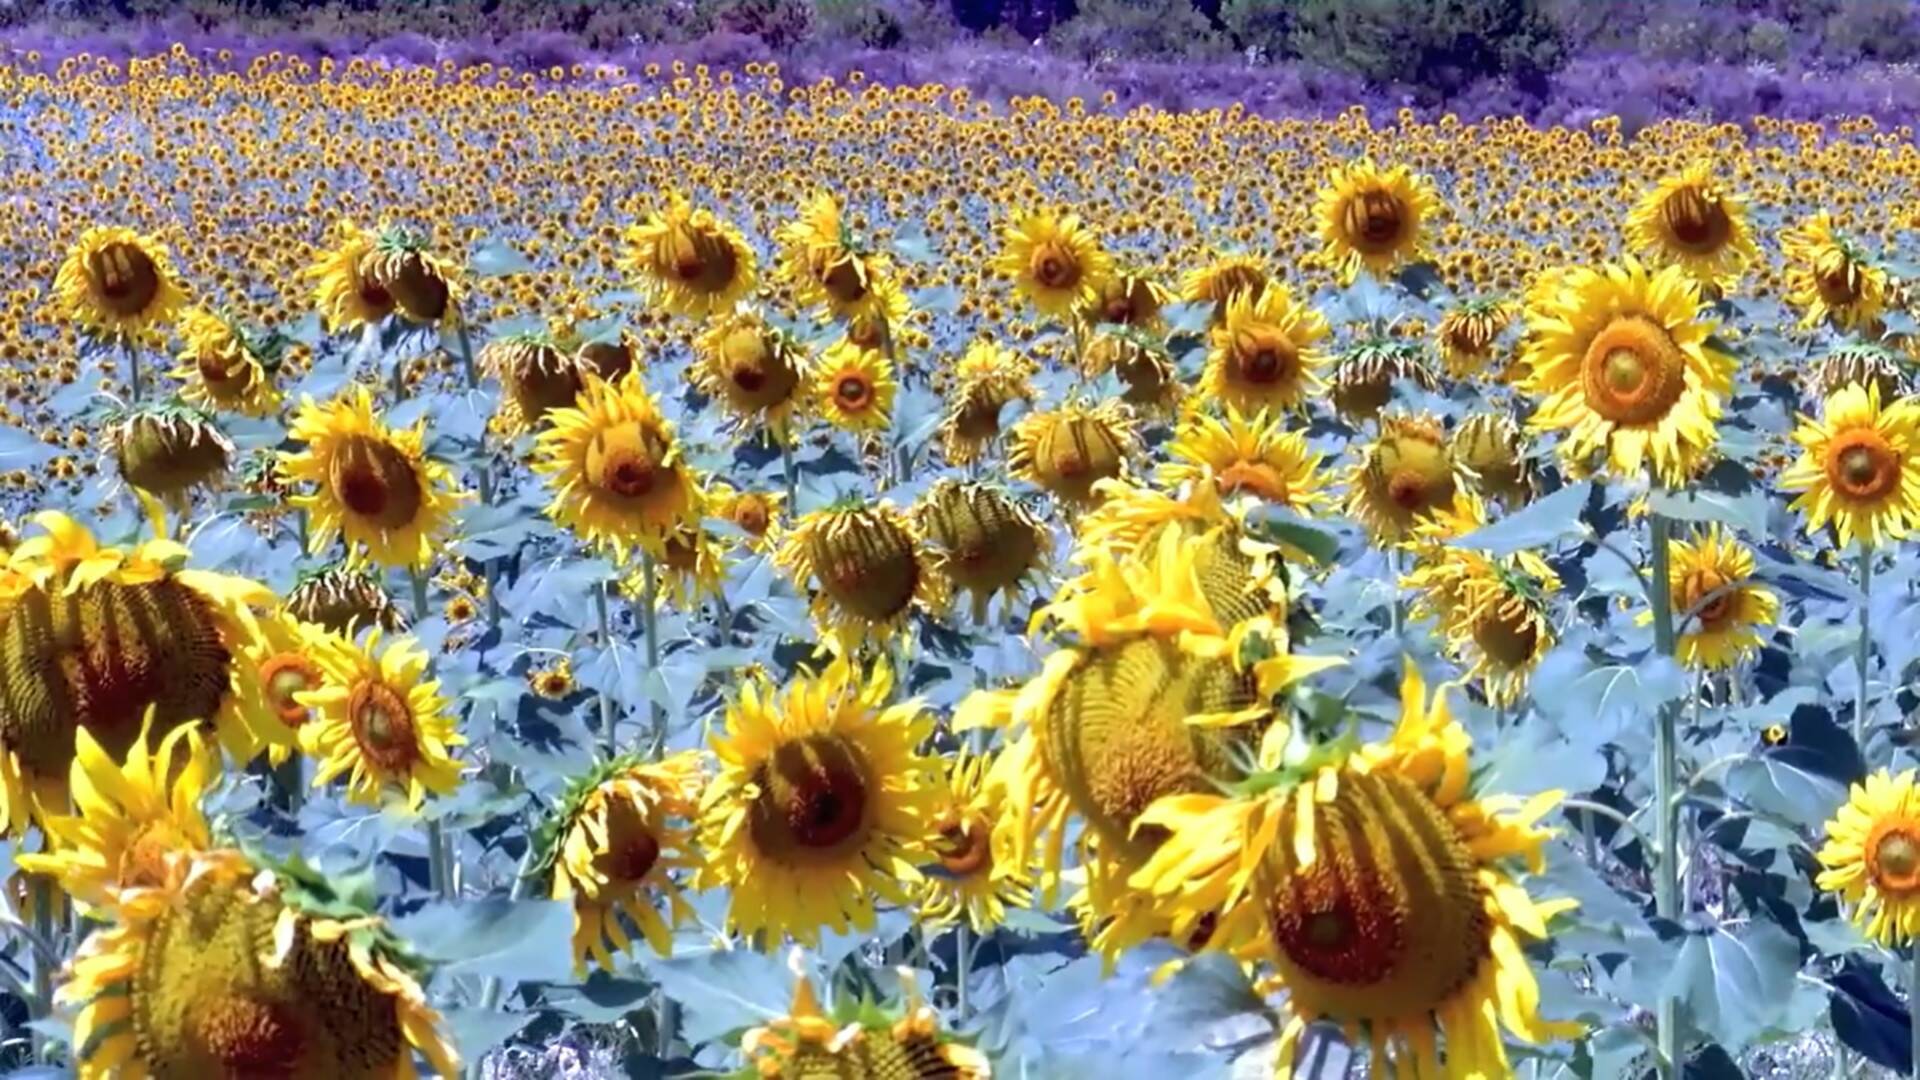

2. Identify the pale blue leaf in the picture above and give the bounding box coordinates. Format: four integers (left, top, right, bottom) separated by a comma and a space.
393, 898, 576, 982
1646, 489, 1768, 538
1666, 922, 1799, 1052
441, 1006, 534, 1068
645, 949, 793, 1044
0, 427, 61, 469
1729, 753, 1847, 826
470, 240, 536, 276
1454, 481, 1590, 555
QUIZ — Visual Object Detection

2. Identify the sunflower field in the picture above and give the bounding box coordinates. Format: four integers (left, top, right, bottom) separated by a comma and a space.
7, 44, 1920, 1079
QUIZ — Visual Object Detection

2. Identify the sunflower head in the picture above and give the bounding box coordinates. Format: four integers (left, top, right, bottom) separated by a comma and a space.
1008, 399, 1138, 506
913, 479, 1051, 623
1081, 270, 1168, 331
1329, 337, 1439, 422
1781, 381, 1920, 549
1784, 213, 1890, 332
533, 370, 704, 562
55, 225, 189, 337
482, 332, 585, 430
285, 563, 409, 636
1161, 406, 1331, 514
741, 968, 992, 1079
1658, 525, 1778, 671
777, 191, 898, 321
1089, 329, 1182, 414
170, 307, 283, 417
694, 310, 806, 436
296, 629, 465, 811
1451, 412, 1537, 507
361, 226, 463, 325
813, 341, 897, 435
1314, 160, 1438, 284
994, 208, 1113, 318
775, 503, 937, 654
1435, 298, 1516, 378
1205, 283, 1331, 415
1819, 769, 1920, 946
921, 747, 1033, 932
715, 486, 786, 545
1815, 342, 1910, 404
1181, 254, 1269, 325
1346, 413, 1462, 543
620, 192, 759, 318
108, 401, 233, 501
940, 339, 1037, 464
305, 220, 395, 332
1625, 161, 1758, 292
528, 657, 575, 700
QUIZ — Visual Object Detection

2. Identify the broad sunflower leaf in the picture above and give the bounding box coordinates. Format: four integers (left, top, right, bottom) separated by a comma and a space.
469, 239, 535, 276
440, 1006, 536, 1069
0, 426, 62, 470
1664, 921, 1799, 1052
1453, 480, 1590, 555
1645, 489, 1769, 539
1727, 746, 1848, 825
392, 898, 575, 982
1831, 957, 1912, 1073
643, 948, 794, 1044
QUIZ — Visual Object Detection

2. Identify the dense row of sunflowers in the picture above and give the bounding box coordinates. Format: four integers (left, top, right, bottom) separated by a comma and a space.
1, 47, 1920, 1078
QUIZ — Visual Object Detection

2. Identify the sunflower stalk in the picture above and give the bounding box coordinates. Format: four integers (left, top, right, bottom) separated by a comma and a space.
29, 878, 52, 1064
1648, 511, 1684, 1078
122, 338, 144, 403
781, 439, 798, 512
954, 923, 974, 1020
1857, 543, 1874, 747
468, 846, 542, 1080
641, 553, 666, 756
595, 579, 617, 756
427, 818, 451, 899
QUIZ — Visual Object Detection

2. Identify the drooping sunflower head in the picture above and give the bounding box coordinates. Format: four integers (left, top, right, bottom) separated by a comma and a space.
1130, 662, 1574, 1077
776, 191, 897, 321
1161, 406, 1331, 515
537, 751, 704, 973
1657, 525, 1778, 671
1451, 411, 1538, 507
1329, 336, 1440, 423
285, 563, 409, 636
1181, 253, 1268, 325
920, 746, 1033, 933
1815, 342, 1911, 404
533, 370, 704, 562
305, 220, 396, 333
1314, 160, 1439, 284
699, 656, 941, 945
775, 502, 939, 654
714, 485, 787, 547
296, 629, 465, 811
1422, 550, 1561, 707
360, 225, 464, 325
1819, 769, 1920, 946
63, 848, 459, 1079
482, 331, 584, 432
993, 208, 1113, 318
1784, 212, 1889, 332
1435, 298, 1517, 378
1008, 398, 1139, 507
1088, 329, 1183, 415
1081, 270, 1168, 331
55, 225, 189, 337
740, 967, 992, 1079
280, 385, 467, 569
812, 340, 896, 435
1781, 381, 1920, 550
630, 523, 730, 610
693, 309, 807, 438
620, 192, 759, 319
1625, 161, 1759, 292
1205, 282, 1332, 415
912, 479, 1052, 623
940, 339, 1037, 464
1520, 258, 1736, 486
169, 306, 284, 417
107, 401, 233, 503
1345, 413, 1463, 542
0, 512, 280, 833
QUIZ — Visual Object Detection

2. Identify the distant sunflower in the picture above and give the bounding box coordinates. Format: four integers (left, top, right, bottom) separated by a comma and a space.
296, 630, 464, 811
1815, 343, 1911, 404
1180, 253, 1268, 325
713, 484, 786, 550
1089, 330, 1182, 415
629, 524, 728, 610
913, 479, 1051, 623
1646, 525, 1778, 670
54, 225, 188, 337
699, 656, 940, 945
777, 191, 898, 322
1410, 541, 1561, 707
539, 751, 704, 974
1161, 407, 1330, 514
1520, 258, 1735, 486
285, 564, 409, 635
360, 226, 464, 325
1008, 399, 1138, 507
940, 339, 1037, 465
1328, 337, 1440, 423
693, 309, 807, 441
1819, 769, 1920, 946
1625, 161, 1759, 292
0, 512, 279, 833
107, 402, 233, 504
528, 657, 575, 700
1080, 270, 1169, 331
169, 307, 284, 416
1451, 412, 1538, 507
16, 719, 214, 908
1435, 298, 1517, 379
1205, 283, 1331, 414
1344, 413, 1464, 543
994, 209, 1112, 318
1781, 382, 1920, 549
1130, 662, 1576, 1076
482, 331, 584, 433
63, 848, 459, 1079
1314, 160, 1438, 284
776, 502, 940, 655
812, 340, 896, 435
920, 746, 1033, 933
533, 370, 704, 562
621, 192, 758, 318
305, 220, 396, 332
281, 386, 467, 570
740, 969, 992, 1079
245, 612, 328, 761
1783, 213, 1889, 333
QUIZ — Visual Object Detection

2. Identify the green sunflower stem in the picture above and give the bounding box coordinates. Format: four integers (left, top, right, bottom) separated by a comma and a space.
1648, 511, 1683, 1079
409, 565, 430, 623
453, 301, 479, 389
955, 923, 974, 1020
1857, 543, 1875, 748
427, 818, 451, 898
781, 438, 799, 512
29, 877, 52, 1064
469, 847, 541, 1079
641, 553, 666, 757
595, 579, 617, 756
1387, 548, 1404, 640
123, 338, 144, 403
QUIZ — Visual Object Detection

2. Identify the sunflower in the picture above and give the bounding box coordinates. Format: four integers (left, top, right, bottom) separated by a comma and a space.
1328, 337, 1440, 423
1815, 343, 1911, 404
940, 339, 1037, 465
1819, 769, 1920, 946
1451, 412, 1538, 507
1344, 413, 1464, 543
63, 848, 460, 1079
713, 484, 786, 549
1181, 253, 1268, 325
533, 370, 705, 562
359, 226, 464, 325
994, 208, 1113, 318
1129, 662, 1576, 1077
1203, 283, 1330, 415
1008, 399, 1138, 507
296, 630, 464, 811
1161, 407, 1331, 515
281, 386, 467, 570
1090, 330, 1183, 415
1080, 270, 1169, 331
775, 502, 940, 655
776, 191, 898, 322
693, 309, 807, 441
920, 746, 1033, 933
1781, 382, 1920, 549
54, 225, 188, 337
305, 220, 396, 333
1520, 258, 1735, 486
740, 969, 992, 1079
1783, 213, 1889, 332
1407, 539, 1561, 708
1435, 299, 1516, 379
629, 524, 729, 610
0, 512, 280, 833
538, 751, 704, 974
1314, 160, 1439, 284
169, 307, 284, 416
285, 564, 410, 635
913, 479, 1051, 623
1625, 161, 1759, 292
1072, 476, 1233, 562
15, 719, 214, 908
107, 402, 233, 504
620, 191, 758, 319
481, 331, 584, 433
1643, 525, 1779, 670
812, 340, 897, 435
245, 612, 329, 763
699, 655, 940, 945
